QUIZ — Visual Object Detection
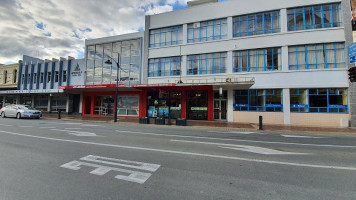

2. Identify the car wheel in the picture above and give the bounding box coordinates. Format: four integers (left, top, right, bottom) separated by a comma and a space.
16, 113, 21, 119
1, 112, 5, 118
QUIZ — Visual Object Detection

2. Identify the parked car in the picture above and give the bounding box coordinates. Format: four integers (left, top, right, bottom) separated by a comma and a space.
0, 104, 42, 119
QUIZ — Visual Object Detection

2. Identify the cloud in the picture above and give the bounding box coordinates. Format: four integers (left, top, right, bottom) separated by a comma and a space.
0, 0, 189, 64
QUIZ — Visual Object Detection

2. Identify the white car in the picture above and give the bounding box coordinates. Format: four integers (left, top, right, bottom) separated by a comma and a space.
0, 104, 42, 119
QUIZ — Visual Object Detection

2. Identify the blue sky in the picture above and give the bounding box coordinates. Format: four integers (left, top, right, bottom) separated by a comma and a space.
0, 0, 229, 64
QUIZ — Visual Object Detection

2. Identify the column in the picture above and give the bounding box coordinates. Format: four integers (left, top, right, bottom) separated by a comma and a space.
283, 88, 291, 125
226, 51, 233, 74
227, 17, 233, 39
280, 9, 287, 33
48, 95, 51, 112
79, 93, 83, 114
227, 87, 234, 122
182, 24, 187, 45
281, 46, 288, 72
31, 95, 35, 108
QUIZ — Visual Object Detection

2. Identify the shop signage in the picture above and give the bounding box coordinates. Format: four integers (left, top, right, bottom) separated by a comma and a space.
265, 104, 283, 108
170, 107, 181, 110
59, 84, 125, 89
191, 107, 207, 111
71, 63, 82, 76
132, 83, 175, 87
329, 105, 347, 108
290, 104, 308, 108
154, 100, 159, 106
0, 89, 63, 94
233, 104, 248, 107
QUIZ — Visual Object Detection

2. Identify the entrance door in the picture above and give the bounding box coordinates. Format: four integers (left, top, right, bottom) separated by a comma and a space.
214, 99, 227, 120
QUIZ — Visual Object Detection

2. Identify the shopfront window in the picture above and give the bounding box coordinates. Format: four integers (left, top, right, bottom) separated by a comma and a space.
117, 95, 139, 116
147, 91, 182, 119
35, 95, 48, 111
94, 96, 114, 115
51, 96, 66, 111
187, 91, 208, 120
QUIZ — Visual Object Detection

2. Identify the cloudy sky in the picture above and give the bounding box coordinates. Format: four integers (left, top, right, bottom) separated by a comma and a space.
0, 0, 215, 64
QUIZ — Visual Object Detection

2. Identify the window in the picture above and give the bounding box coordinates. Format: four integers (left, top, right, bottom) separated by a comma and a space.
21, 74, 24, 84
47, 72, 51, 83
233, 11, 280, 38
287, 3, 342, 31
4, 70, 7, 84
149, 25, 183, 48
234, 89, 283, 112
40, 72, 44, 83
148, 57, 181, 77
187, 52, 226, 75
34, 73, 37, 84
187, 18, 227, 43
51, 96, 66, 111
233, 47, 281, 72
27, 74, 30, 84
55, 71, 59, 82
288, 43, 346, 70
290, 88, 347, 113
117, 95, 139, 116
13, 70, 17, 83
63, 70, 67, 82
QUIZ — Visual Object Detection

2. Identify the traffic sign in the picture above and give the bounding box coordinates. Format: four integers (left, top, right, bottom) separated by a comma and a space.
350, 55, 356, 64
348, 43, 356, 57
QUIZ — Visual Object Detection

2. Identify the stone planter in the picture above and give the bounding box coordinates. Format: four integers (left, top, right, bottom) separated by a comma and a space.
155, 118, 165, 125
139, 117, 149, 124
176, 119, 187, 126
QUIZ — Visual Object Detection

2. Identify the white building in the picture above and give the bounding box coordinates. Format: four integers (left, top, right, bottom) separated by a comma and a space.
142, 0, 353, 127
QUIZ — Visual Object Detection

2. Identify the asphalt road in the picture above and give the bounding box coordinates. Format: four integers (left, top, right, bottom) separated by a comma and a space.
0, 117, 356, 200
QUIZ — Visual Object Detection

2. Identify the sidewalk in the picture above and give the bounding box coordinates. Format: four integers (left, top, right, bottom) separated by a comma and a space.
42, 113, 356, 136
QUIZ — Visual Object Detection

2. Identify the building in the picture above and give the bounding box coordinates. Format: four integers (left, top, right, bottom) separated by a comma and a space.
141, 0, 353, 127
0, 63, 19, 107
66, 32, 145, 117
0, 55, 85, 113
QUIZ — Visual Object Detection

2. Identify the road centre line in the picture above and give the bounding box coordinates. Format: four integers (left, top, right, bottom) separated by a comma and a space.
115, 130, 356, 148
19, 126, 33, 128
65, 128, 82, 130
0, 130, 355, 171
40, 127, 56, 129
0, 124, 13, 127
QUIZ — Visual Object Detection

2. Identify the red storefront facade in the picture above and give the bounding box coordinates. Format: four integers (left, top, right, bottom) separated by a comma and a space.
60, 84, 214, 121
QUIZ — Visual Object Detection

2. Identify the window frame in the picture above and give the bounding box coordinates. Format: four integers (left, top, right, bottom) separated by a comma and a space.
233, 89, 283, 112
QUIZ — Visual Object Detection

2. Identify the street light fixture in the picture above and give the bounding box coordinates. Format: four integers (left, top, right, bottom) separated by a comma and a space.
104, 54, 122, 123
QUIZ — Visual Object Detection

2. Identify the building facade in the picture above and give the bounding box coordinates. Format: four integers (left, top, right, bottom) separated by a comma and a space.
0, 63, 19, 108
142, 0, 353, 127
0, 55, 85, 113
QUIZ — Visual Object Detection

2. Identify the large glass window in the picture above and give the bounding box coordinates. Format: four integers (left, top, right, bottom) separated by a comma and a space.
35, 95, 48, 111
290, 88, 348, 113
234, 89, 283, 112
147, 91, 182, 119
117, 95, 139, 116
233, 47, 281, 72
148, 57, 181, 77
287, 3, 342, 31
86, 39, 142, 85
187, 91, 208, 120
187, 52, 226, 75
149, 25, 183, 48
288, 43, 346, 70
233, 11, 280, 38
187, 18, 227, 43
51, 96, 66, 111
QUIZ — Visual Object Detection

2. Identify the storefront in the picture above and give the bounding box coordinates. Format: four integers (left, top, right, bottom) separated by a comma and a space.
133, 84, 214, 121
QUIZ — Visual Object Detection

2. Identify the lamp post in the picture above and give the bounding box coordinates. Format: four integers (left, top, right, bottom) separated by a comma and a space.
105, 54, 120, 123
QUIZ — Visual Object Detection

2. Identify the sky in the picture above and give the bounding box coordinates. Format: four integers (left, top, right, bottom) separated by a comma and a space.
0, 0, 210, 64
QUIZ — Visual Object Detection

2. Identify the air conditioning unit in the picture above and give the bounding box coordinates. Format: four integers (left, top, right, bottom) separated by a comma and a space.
193, 22, 200, 28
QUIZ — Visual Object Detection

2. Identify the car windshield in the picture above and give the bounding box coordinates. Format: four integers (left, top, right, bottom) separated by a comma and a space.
18, 105, 34, 110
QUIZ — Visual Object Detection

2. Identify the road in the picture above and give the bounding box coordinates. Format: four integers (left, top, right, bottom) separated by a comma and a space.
0, 118, 355, 200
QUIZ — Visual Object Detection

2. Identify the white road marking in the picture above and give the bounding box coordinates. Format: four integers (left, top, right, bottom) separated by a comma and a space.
80, 124, 102, 127
40, 127, 56, 129
19, 126, 33, 128
50, 129, 98, 137
65, 128, 82, 130
171, 139, 309, 155
0, 130, 355, 171
281, 135, 326, 139
61, 155, 158, 184
115, 130, 356, 148
80, 155, 160, 172
208, 131, 255, 134
0, 124, 13, 127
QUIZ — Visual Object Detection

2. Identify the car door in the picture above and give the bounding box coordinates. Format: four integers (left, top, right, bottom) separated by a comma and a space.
7, 105, 17, 117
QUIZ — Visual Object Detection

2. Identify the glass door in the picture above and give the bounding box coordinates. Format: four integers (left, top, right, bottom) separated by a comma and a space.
214, 100, 227, 121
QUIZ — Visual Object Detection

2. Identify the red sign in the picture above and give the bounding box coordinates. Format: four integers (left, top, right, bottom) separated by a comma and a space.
59, 84, 125, 89
131, 83, 175, 87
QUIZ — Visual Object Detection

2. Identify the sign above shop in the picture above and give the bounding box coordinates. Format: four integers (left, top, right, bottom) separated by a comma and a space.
0, 89, 63, 94
71, 63, 82, 76
59, 84, 125, 89
132, 83, 176, 87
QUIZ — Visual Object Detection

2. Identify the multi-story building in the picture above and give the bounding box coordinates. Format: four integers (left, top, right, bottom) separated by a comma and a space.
141, 0, 353, 127
1, 55, 85, 113
0, 63, 19, 107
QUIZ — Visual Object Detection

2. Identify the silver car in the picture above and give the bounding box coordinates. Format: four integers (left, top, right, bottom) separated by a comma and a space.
0, 104, 42, 119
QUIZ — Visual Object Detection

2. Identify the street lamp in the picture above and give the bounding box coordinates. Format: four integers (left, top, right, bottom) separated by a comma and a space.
105, 54, 121, 123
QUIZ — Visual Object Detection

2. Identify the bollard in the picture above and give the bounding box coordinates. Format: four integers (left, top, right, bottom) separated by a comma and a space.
58, 110, 61, 119
259, 116, 263, 130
